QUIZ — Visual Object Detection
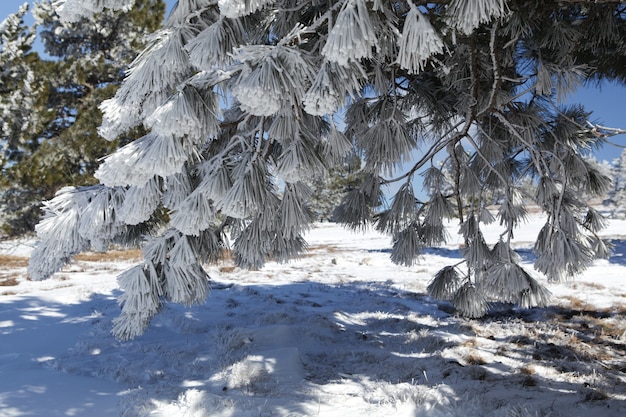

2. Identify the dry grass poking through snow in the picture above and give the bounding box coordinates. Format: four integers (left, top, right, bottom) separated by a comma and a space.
0, 248, 143, 290
0, 255, 28, 287
0, 275, 20, 287
0, 254, 29, 268
74, 248, 143, 263
466, 304, 626, 405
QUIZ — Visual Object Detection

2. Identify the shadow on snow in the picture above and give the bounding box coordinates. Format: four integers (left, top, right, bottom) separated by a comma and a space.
3, 273, 624, 416
0, 292, 122, 417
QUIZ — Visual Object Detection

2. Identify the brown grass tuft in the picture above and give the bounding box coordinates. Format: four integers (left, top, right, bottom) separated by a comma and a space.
0, 276, 20, 287
219, 265, 237, 273
561, 295, 593, 311
75, 249, 143, 263
0, 254, 29, 268
581, 282, 606, 290
461, 338, 478, 348
306, 244, 340, 255
465, 353, 486, 365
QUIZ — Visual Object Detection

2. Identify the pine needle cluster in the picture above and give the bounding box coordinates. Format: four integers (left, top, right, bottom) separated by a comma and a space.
27, 0, 626, 338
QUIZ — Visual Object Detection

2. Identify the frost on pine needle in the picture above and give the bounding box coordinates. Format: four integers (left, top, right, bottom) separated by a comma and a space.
333, 174, 384, 231
397, 3, 444, 74
77, 186, 127, 252
144, 87, 221, 143
322, 0, 378, 66
232, 46, 315, 117
517, 275, 552, 309
424, 193, 453, 226
97, 96, 142, 142
453, 282, 489, 318
217, 156, 271, 219
420, 223, 450, 247
27, 187, 91, 281
590, 238, 613, 261
232, 217, 270, 270
483, 262, 550, 307
55, 0, 135, 23
195, 227, 229, 264
269, 233, 308, 265
390, 223, 423, 267
112, 263, 161, 341
141, 233, 171, 267
28, 185, 130, 280
186, 16, 245, 69
458, 164, 482, 200
195, 159, 233, 203
162, 171, 193, 211
95, 132, 193, 188
534, 177, 561, 208
113, 231, 213, 339
119, 178, 163, 226
427, 266, 464, 301
460, 229, 491, 275
376, 182, 418, 235
275, 130, 326, 183
490, 239, 521, 264
99, 28, 192, 140
304, 61, 365, 116
446, 0, 509, 35
163, 263, 210, 305
169, 190, 216, 236
279, 183, 315, 240
266, 114, 300, 143
421, 166, 451, 195
534, 227, 594, 282
163, 0, 214, 27
358, 106, 417, 175
319, 127, 354, 164
497, 188, 527, 230
218, 0, 273, 19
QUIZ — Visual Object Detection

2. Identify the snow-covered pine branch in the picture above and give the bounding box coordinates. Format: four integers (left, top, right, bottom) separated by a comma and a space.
55, 0, 137, 23
28, 0, 626, 339
397, 2, 444, 74
446, 0, 509, 35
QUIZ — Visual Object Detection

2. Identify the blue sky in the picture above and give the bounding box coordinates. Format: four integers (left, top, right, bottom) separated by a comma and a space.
2, 0, 625, 163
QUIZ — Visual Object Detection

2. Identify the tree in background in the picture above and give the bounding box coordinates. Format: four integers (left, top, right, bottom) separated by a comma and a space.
0, 0, 164, 236
0, 4, 37, 160
0, 4, 41, 233
605, 148, 626, 217
28, 0, 626, 339
307, 154, 364, 221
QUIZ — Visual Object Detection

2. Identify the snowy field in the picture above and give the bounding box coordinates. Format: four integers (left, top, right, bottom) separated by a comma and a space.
1, 215, 626, 417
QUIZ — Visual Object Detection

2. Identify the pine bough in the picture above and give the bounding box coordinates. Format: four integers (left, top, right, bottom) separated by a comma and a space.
28, 0, 623, 339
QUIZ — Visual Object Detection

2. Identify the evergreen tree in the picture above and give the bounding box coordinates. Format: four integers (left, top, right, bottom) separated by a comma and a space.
606, 148, 626, 217
0, 4, 41, 232
0, 0, 164, 236
308, 155, 364, 221
28, 0, 626, 339
0, 4, 37, 157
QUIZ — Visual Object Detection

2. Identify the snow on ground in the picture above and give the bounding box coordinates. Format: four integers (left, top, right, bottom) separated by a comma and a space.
1, 215, 626, 417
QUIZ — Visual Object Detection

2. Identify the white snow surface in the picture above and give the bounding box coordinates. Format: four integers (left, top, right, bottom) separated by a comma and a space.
2, 215, 626, 417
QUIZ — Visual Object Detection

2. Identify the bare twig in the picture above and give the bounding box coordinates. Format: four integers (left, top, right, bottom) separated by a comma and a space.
585, 120, 626, 138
